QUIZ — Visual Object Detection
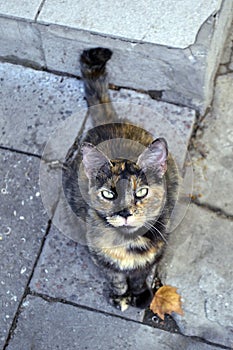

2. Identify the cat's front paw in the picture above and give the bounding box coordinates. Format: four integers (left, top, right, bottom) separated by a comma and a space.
131, 288, 153, 309
109, 293, 132, 312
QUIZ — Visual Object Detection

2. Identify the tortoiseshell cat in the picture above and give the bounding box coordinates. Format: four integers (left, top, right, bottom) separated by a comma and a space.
63, 48, 179, 310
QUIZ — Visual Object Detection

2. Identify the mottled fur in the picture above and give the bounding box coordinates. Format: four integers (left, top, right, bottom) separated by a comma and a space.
63, 48, 179, 310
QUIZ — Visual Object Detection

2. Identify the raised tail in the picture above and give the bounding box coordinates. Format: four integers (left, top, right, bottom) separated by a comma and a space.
80, 47, 118, 125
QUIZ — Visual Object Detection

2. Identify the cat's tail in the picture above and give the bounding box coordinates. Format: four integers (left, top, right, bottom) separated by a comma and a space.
80, 47, 118, 126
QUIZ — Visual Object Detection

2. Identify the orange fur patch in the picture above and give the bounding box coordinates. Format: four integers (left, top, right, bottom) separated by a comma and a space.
102, 241, 164, 270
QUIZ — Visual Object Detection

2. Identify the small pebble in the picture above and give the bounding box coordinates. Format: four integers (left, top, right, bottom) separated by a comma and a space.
19, 216, 25, 220
20, 267, 27, 275
4, 227, 11, 236
22, 300, 30, 307
35, 192, 40, 197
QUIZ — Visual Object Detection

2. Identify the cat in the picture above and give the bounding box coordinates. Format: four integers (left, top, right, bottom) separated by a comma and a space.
62, 48, 179, 311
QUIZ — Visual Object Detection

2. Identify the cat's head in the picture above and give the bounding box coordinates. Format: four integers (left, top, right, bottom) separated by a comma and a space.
81, 138, 168, 235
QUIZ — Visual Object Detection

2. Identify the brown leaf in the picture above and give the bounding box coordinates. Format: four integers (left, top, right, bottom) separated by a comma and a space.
150, 285, 184, 320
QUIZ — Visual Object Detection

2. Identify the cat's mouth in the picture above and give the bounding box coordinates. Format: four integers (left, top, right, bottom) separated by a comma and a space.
121, 219, 139, 233
106, 215, 143, 234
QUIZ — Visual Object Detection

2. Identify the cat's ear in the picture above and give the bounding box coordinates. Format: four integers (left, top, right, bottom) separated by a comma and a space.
81, 142, 110, 180
137, 138, 168, 177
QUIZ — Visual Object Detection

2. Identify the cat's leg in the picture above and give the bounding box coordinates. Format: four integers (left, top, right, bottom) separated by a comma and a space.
105, 270, 131, 311
129, 271, 153, 309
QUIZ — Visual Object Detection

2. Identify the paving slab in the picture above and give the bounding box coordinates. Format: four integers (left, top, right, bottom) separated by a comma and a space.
0, 62, 86, 155
6, 295, 221, 350
0, 17, 45, 69
30, 226, 145, 322
111, 88, 195, 169
219, 26, 233, 65
229, 43, 233, 69
36, 0, 232, 114
158, 204, 233, 348
33, 0, 233, 113
0, 150, 48, 348
0, 60, 195, 161
191, 73, 233, 216
0, 0, 41, 20
0, 1, 232, 112
38, 0, 219, 48
218, 24, 233, 74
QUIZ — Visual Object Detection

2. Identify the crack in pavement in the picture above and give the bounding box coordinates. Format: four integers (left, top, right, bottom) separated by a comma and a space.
2, 220, 52, 350
192, 199, 233, 222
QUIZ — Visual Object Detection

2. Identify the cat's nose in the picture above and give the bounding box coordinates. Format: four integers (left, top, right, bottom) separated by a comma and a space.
117, 209, 132, 218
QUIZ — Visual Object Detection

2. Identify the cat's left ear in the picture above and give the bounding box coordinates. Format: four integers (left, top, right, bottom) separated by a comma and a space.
81, 142, 110, 180
137, 138, 168, 177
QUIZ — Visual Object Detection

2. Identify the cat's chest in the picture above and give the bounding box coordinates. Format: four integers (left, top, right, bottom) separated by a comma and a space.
101, 241, 164, 271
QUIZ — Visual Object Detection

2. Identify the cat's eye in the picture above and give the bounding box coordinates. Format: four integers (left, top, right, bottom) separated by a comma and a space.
135, 187, 148, 199
101, 190, 115, 200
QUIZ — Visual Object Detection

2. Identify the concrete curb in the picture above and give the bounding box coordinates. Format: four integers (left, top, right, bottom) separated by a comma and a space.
0, 0, 232, 113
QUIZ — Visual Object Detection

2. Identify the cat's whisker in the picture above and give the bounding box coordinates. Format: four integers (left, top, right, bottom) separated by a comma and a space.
145, 217, 167, 229
155, 219, 167, 229
144, 221, 168, 244
143, 223, 160, 242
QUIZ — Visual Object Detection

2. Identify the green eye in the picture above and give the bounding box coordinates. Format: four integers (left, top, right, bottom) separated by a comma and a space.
135, 187, 148, 199
101, 190, 115, 200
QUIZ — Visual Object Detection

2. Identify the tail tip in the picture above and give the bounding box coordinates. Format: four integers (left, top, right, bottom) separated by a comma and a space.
80, 47, 113, 67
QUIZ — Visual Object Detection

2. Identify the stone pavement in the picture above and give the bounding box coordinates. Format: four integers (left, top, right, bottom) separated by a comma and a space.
0, 26, 233, 350
0, 0, 233, 113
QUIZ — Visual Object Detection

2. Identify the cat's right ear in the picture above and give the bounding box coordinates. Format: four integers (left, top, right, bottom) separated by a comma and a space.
137, 138, 168, 177
81, 142, 110, 180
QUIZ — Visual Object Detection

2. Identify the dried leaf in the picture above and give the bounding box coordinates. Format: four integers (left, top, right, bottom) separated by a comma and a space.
150, 285, 184, 320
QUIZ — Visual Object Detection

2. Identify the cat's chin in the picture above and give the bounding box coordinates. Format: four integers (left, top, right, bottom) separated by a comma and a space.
121, 226, 138, 234
117, 225, 143, 236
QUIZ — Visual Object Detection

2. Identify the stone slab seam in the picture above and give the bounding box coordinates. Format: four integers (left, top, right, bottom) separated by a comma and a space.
218, 20, 233, 75
28, 291, 158, 330
0, 52, 201, 116
33, 22, 48, 69
187, 338, 233, 350
191, 200, 233, 222
35, 0, 47, 22
2, 220, 52, 350
0, 145, 42, 159
188, 23, 233, 145
21, 292, 232, 350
